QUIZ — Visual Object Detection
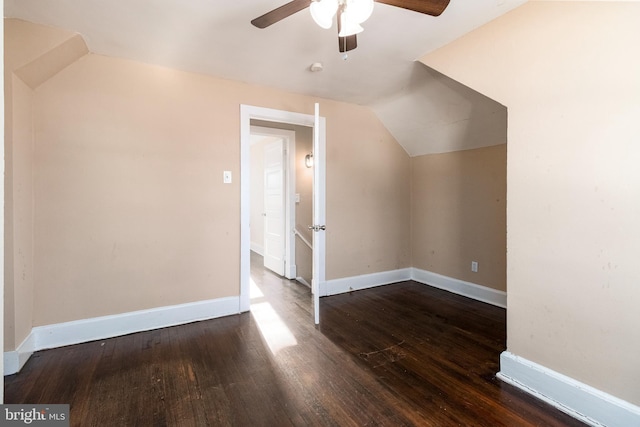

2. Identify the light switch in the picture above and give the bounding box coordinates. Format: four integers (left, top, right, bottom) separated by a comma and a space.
223, 171, 232, 184
471, 261, 478, 273
295, 193, 301, 203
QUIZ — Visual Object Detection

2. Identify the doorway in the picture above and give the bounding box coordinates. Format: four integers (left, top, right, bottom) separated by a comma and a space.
249, 126, 297, 279
239, 105, 326, 319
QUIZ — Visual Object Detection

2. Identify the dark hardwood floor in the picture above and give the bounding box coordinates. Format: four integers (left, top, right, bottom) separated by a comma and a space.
5, 253, 585, 426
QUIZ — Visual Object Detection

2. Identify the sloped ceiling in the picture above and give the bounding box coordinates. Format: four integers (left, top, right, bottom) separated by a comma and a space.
4, 0, 522, 155
372, 63, 507, 156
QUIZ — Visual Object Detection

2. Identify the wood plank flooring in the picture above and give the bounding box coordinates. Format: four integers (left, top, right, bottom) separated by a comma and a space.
5, 254, 585, 426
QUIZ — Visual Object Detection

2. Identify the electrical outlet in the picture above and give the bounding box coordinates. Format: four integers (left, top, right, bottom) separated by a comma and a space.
471, 261, 479, 273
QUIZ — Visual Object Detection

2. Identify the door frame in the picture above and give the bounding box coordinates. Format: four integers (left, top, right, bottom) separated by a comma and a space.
250, 126, 296, 279
240, 105, 326, 313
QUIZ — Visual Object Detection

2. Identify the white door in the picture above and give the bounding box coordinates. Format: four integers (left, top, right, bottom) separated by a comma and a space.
263, 139, 286, 276
312, 103, 326, 324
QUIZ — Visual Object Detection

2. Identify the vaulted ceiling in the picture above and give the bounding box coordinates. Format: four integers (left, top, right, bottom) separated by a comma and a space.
5, 0, 523, 155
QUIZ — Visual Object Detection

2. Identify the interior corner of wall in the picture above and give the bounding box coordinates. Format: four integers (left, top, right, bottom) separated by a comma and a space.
14, 32, 89, 90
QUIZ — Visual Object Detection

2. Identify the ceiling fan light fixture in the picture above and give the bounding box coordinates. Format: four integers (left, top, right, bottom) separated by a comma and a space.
347, 0, 374, 24
338, 10, 364, 37
310, 0, 339, 29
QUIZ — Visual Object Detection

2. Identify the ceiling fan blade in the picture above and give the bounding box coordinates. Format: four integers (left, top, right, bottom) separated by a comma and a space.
375, 0, 450, 17
338, 34, 358, 53
251, 0, 312, 29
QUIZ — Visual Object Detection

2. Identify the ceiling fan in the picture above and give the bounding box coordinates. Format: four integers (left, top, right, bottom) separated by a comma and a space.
251, 0, 451, 53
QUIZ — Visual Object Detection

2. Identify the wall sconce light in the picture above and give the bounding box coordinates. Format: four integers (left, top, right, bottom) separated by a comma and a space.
305, 153, 314, 168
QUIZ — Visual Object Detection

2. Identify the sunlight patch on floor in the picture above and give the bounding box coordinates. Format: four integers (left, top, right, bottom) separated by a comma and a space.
250, 277, 264, 299
250, 301, 297, 355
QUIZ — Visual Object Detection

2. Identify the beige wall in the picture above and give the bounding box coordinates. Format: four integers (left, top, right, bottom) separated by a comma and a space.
5, 20, 410, 328
4, 19, 84, 350
6, 77, 35, 350
327, 110, 412, 277
411, 145, 506, 291
34, 53, 240, 324
3, 69, 17, 351
423, 1, 640, 405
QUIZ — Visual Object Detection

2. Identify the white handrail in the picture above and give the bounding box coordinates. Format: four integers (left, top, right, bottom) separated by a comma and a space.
293, 228, 313, 250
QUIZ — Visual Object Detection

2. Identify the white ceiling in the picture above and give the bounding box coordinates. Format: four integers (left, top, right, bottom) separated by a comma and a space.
4, 0, 525, 155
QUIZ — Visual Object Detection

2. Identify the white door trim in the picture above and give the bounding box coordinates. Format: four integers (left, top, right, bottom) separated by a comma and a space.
240, 105, 326, 313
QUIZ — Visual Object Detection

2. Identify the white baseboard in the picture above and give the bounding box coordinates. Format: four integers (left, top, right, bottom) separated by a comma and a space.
321, 267, 506, 310
498, 351, 640, 427
4, 296, 240, 376
411, 268, 507, 308
6, 269, 504, 372
4, 333, 36, 376
250, 243, 264, 256
322, 268, 412, 296
296, 277, 311, 288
